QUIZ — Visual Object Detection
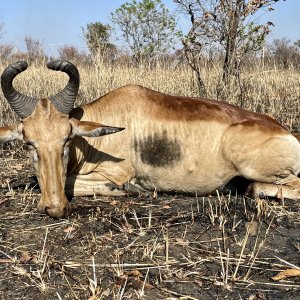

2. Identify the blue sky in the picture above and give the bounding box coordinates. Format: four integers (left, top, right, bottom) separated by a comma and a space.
0, 0, 299, 55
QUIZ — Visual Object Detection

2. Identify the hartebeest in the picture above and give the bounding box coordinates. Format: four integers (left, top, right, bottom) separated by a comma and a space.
1, 61, 300, 218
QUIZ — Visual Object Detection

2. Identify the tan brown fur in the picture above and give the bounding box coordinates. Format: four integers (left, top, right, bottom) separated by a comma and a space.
67, 85, 300, 196
23, 99, 72, 217
1, 84, 300, 218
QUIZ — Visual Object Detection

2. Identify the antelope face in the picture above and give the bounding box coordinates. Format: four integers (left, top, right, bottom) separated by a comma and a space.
0, 61, 123, 218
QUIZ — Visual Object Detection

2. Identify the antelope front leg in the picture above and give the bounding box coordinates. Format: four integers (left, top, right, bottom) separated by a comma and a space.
65, 172, 127, 197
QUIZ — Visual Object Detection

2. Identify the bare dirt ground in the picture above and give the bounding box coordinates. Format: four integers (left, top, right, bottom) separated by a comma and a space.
0, 146, 300, 300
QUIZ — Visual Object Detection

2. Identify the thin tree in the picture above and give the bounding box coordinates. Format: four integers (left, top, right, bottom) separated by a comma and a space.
174, 0, 282, 96
24, 36, 45, 63
112, 0, 179, 65
82, 22, 115, 57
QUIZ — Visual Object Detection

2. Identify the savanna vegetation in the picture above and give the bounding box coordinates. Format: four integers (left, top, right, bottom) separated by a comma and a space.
0, 0, 300, 299
0, 43, 299, 131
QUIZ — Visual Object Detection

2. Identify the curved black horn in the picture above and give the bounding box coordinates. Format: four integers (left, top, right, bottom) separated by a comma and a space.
1, 61, 38, 119
47, 60, 80, 115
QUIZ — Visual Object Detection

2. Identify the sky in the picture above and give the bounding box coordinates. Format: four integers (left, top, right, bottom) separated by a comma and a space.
0, 0, 299, 56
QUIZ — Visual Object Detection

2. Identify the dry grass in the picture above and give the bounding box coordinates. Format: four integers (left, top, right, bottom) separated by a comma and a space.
0, 150, 299, 299
0, 58, 299, 130
0, 141, 299, 299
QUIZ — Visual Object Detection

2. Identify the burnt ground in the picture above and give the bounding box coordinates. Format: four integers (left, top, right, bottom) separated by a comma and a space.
0, 147, 300, 300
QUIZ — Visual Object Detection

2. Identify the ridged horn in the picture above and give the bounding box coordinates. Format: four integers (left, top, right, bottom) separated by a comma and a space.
1, 61, 38, 119
47, 60, 80, 115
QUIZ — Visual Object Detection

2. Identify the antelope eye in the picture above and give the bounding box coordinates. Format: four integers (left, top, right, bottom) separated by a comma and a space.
25, 142, 35, 150
63, 136, 72, 147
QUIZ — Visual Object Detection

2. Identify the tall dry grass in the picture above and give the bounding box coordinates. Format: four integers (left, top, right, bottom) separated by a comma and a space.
0, 57, 299, 131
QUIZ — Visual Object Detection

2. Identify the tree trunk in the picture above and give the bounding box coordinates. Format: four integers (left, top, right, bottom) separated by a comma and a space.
222, 0, 243, 86
184, 47, 207, 97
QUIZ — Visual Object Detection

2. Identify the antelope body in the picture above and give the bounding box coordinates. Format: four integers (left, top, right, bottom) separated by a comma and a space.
1, 61, 300, 218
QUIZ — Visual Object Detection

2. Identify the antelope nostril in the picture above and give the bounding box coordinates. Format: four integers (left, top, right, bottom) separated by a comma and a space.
44, 204, 71, 219
64, 204, 72, 216
44, 206, 53, 215
37, 203, 46, 214
45, 207, 63, 219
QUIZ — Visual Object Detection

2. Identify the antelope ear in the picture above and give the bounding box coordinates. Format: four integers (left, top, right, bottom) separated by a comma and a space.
69, 118, 125, 137
0, 123, 23, 143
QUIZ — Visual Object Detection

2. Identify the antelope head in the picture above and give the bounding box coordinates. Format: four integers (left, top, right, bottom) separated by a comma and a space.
0, 61, 123, 218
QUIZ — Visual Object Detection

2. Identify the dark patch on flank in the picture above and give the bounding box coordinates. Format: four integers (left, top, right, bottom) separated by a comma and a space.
136, 130, 181, 167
